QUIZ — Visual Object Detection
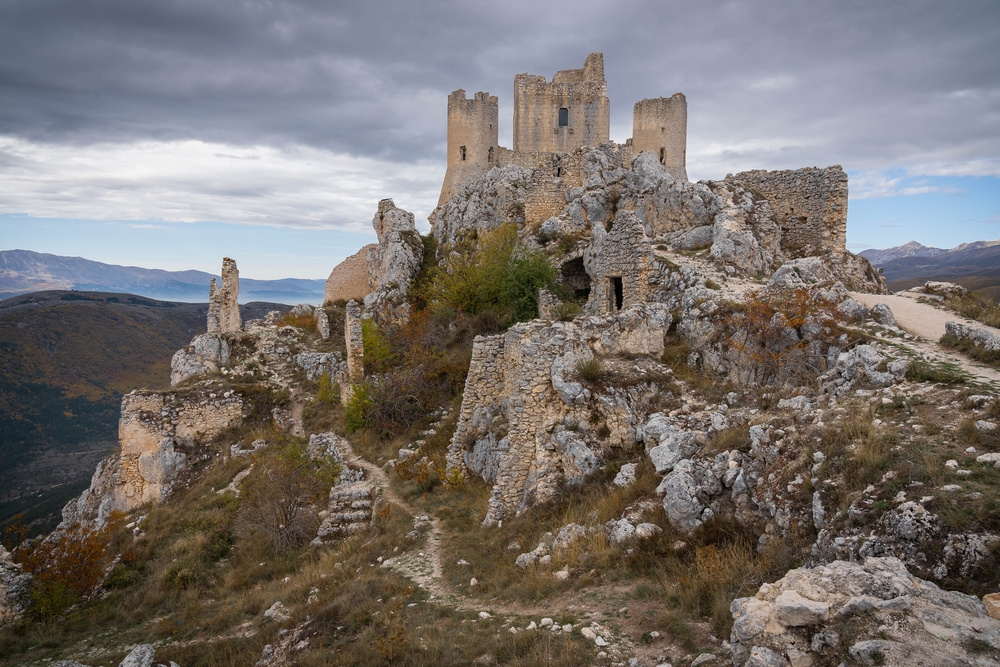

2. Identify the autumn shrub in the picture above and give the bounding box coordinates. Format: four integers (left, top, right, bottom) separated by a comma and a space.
235, 441, 340, 554
725, 287, 837, 387
277, 311, 317, 333
15, 511, 127, 619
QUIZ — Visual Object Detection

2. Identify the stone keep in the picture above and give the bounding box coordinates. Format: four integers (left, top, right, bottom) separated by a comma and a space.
438, 90, 500, 207
207, 257, 241, 333
513, 52, 610, 154
632, 93, 688, 181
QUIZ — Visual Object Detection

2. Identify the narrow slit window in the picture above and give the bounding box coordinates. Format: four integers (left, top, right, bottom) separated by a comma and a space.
659, 147, 665, 164
556, 166, 562, 177
558, 108, 568, 127
460, 146, 467, 161
488, 146, 494, 165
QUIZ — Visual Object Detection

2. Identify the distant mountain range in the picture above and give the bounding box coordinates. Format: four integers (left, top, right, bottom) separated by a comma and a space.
0, 249, 327, 304
860, 239, 1000, 297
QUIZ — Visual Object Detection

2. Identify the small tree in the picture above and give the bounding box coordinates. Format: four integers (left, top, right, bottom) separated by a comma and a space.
236, 442, 339, 554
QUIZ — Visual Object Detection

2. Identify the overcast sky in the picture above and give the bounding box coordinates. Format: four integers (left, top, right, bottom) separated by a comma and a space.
1, 0, 998, 278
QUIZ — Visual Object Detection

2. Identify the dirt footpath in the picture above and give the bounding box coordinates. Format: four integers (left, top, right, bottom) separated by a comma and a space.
849, 291, 1000, 385
849, 292, 1000, 342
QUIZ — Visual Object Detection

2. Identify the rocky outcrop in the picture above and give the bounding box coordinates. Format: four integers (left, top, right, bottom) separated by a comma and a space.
944, 320, 1000, 352
447, 303, 673, 525
170, 333, 231, 386
324, 244, 376, 304
363, 199, 423, 323
61, 389, 243, 529
0, 545, 30, 629
208, 257, 241, 334
294, 351, 346, 382
730, 557, 1000, 667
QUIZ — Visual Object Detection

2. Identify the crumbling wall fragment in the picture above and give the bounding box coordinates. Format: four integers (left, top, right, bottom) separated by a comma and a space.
208, 257, 241, 334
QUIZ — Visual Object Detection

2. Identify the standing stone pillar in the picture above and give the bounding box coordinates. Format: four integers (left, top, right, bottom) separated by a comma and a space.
207, 257, 242, 333
342, 300, 365, 405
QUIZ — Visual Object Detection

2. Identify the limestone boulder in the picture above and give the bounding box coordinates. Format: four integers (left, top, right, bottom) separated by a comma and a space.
170, 333, 231, 386
945, 320, 1000, 352
729, 557, 1000, 667
871, 303, 897, 327
924, 281, 968, 298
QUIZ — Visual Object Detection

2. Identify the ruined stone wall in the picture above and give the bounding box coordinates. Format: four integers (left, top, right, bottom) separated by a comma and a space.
513, 53, 610, 154
632, 94, 688, 182
325, 244, 375, 304
344, 300, 364, 384
447, 305, 673, 525
438, 90, 500, 206
62, 388, 244, 528
723, 166, 848, 258
465, 147, 585, 233
208, 257, 241, 334
446, 334, 507, 477
583, 211, 657, 315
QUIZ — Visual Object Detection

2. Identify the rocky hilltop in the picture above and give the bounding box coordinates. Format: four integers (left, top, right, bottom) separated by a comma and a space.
2, 71, 999, 667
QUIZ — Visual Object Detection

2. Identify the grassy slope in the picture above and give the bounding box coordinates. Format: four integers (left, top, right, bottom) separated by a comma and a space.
0, 292, 207, 530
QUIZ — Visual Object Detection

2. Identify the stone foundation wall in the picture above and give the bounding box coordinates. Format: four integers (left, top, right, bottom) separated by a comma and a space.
62, 389, 244, 528
447, 305, 673, 525
723, 166, 848, 258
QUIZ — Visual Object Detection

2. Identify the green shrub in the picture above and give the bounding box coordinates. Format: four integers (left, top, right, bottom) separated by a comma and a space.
418, 223, 558, 327
361, 318, 393, 374
344, 384, 371, 432
906, 359, 967, 383
576, 358, 604, 383
552, 302, 582, 321
316, 372, 338, 404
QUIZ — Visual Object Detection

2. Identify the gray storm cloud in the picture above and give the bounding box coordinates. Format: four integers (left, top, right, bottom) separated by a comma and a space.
0, 0, 997, 226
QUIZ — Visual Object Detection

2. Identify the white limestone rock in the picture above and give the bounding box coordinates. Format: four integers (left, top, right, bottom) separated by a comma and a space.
0, 545, 30, 629
658, 460, 705, 533
729, 557, 1000, 667
613, 462, 638, 487
871, 303, 897, 328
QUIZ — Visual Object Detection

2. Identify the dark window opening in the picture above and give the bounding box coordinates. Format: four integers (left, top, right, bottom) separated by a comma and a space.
610, 276, 623, 312
659, 147, 665, 165
558, 108, 569, 126
561, 257, 591, 300
488, 146, 494, 165
460, 146, 467, 161
556, 166, 562, 177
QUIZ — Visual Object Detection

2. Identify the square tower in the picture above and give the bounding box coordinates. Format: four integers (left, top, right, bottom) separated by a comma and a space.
513, 53, 610, 154
632, 93, 688, 181
438, 89, 499, 206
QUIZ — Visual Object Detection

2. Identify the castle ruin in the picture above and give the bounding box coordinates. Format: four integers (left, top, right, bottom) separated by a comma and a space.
437, 53, 688, 208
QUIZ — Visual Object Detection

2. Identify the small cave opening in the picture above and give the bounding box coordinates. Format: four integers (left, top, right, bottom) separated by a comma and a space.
560, 257, 591, 300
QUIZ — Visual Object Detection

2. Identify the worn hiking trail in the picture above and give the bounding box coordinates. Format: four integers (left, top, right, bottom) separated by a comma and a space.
850, 291, 1000, 386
